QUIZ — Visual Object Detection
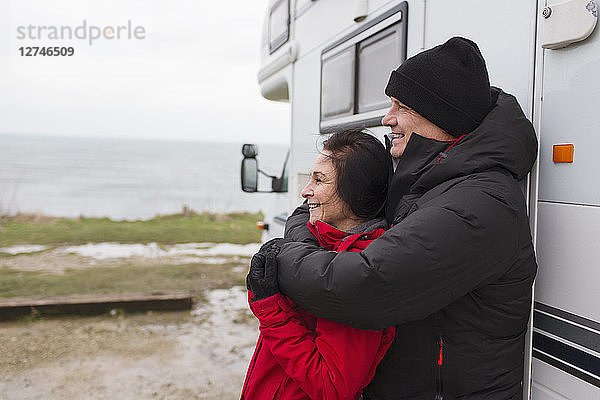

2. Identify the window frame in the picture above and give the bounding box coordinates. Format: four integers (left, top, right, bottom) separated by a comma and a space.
269, 0, 291, 54
320, 45, 356, 121
319, 1, 408, 133
356, 25, 404, 114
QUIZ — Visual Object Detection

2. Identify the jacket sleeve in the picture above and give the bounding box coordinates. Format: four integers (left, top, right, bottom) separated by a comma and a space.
277, 183, 522, 330
250, 292, 393, 400
284, 202, 319, 244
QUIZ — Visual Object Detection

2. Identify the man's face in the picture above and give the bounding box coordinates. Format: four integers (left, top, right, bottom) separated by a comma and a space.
382, 97, 454, 158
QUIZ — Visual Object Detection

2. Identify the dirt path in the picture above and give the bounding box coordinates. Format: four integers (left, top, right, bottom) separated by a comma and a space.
0, 286, 258, 400
0, 242, 260, 274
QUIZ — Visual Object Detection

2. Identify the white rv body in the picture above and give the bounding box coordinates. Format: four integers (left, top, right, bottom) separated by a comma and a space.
254, 0, 600, 398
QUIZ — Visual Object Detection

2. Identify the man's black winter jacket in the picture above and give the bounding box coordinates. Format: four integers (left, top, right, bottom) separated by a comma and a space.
277, 89, 538, 399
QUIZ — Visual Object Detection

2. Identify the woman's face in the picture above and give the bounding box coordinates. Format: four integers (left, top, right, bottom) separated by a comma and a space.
301, 151, 354, 229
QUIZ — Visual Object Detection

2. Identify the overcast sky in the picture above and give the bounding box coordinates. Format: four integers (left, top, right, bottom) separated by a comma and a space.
0, 0, 290, 144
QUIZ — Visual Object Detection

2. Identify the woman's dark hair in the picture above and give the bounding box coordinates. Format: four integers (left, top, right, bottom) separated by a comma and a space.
322, 129, 391, 220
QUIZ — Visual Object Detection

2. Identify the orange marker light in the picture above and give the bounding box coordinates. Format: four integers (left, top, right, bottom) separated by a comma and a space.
256, 221, 269, 231
553, 144, 574, 163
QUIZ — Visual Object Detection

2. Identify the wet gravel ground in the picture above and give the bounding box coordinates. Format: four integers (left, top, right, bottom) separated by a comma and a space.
0, 286, 258, 400
0, 242, 260, 274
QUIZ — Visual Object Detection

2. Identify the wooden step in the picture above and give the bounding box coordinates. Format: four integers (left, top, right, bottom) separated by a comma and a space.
0, 292, 193, 321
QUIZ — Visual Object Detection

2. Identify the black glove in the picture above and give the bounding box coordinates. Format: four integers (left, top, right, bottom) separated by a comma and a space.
246, 248, 280, 302
258, 237, 293, 254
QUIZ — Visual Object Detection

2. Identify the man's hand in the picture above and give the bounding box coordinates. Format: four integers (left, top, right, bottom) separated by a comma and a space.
258, 237, 292, 254
246, 248, 280, 302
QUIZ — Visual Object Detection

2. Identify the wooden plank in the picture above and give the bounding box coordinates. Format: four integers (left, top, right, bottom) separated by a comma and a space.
0, 292, 193, 321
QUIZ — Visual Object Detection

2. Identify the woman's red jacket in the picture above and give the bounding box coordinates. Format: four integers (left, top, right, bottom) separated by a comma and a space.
241, 220, 395, 399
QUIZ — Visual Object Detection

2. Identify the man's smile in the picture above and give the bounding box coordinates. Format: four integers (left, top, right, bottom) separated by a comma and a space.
386, 133, 406, 143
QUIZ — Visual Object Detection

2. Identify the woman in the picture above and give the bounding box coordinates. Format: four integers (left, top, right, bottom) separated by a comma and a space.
241, 129, 395, 400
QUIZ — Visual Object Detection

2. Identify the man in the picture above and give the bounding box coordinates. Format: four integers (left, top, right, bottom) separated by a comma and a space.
260, 37, 538, 399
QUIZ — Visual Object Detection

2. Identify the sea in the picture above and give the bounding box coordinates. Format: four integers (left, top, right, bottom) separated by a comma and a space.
0, 134, 289, 220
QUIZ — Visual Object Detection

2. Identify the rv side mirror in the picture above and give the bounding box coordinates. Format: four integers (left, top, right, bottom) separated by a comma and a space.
242, 143, 258, 158
272, 151, 289, 193
271, 177, 287, 192
241, 158, 258, 192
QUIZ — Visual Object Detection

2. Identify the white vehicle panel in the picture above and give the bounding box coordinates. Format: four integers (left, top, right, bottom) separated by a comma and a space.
535, 201, 600, 322
294, 0, 371, 61
532, 358, 600, 399
293, 0, 406, 61
290, 49, 322, 209
424, 0, 538, 117
538, 23, 600, 206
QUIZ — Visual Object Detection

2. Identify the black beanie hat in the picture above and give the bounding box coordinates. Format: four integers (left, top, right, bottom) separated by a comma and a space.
384, 37, 492, 137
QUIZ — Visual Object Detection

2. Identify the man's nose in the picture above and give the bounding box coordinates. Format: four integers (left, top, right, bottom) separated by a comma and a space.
381, 109, 396, 127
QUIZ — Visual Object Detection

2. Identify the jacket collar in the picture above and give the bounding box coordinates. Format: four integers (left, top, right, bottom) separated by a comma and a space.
307, 218, 386, 250
385, 133, 451, 222
385, 88, 538, 222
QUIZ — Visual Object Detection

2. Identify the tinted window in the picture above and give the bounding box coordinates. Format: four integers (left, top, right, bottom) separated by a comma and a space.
321, 47, 355, 120
357, 25, 402, 113
318, 6, 408, 133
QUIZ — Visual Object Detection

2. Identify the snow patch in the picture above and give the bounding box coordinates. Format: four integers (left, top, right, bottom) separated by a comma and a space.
59, 242, 260, 261
166, 243, 260, 257
0, 245, 48, 255
201, 286, 250, 314
60, 243, 163, 260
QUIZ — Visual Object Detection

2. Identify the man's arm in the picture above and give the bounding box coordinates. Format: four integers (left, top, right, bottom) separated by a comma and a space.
284, 202, 318, 244
278, 184, 522, 330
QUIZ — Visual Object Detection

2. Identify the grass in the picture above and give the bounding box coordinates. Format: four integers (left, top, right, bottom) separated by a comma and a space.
0, 263, 247, 300
0, 211, 263, 247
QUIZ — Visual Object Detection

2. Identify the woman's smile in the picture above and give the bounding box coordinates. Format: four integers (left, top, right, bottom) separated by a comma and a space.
301, 151, 352, 229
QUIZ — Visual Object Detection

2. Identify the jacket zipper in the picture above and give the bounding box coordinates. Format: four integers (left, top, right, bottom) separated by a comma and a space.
241, 335, 263, 399
435, 336, 444, 400
436, 134, 466, 163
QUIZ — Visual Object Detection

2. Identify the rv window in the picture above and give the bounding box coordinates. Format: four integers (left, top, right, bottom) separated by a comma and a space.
357, 25, 404, 113
269, 0, 290, 53
321, 47, 355, 120
318, 2, 407, 133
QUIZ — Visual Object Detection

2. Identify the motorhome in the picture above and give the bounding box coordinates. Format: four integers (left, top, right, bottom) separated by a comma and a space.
241, 0, 600, 398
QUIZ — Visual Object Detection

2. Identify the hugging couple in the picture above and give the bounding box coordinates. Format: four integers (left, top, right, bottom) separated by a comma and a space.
242, 37, 538, 400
